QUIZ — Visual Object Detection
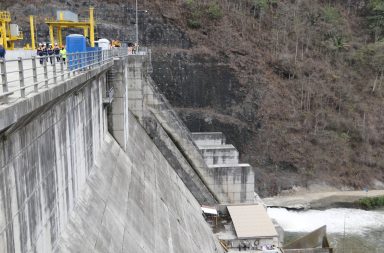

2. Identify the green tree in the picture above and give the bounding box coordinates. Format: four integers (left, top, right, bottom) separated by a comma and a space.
367, 0, 384, 40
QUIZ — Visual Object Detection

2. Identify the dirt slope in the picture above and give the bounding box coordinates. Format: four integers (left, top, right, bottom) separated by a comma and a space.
3, 0, 384, 196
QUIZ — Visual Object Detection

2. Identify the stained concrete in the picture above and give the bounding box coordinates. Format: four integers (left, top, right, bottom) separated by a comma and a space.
119, 55, 220, 204
54, 116, 224, 253
0, 61, 113, 132
0, 73, 106, 253
123, 54, 256, 204
192, 132, 225, 146
192, 132, 255, 203
0, 53, 226, 253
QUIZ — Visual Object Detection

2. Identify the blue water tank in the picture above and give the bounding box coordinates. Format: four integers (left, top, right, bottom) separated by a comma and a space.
66, 34, 86, 53
66, 34, 86, 70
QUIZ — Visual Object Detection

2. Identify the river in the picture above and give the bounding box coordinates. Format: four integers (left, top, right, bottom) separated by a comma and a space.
267, 208, 384, 253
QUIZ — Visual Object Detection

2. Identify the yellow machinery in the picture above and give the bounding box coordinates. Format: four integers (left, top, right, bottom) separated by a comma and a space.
45, 7, 95, 47
28, 15, 36, 50
0, 11, 23, 50
111, 40, 121, 47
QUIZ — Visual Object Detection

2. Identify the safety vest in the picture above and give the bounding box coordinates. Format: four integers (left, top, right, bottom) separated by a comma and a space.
60, 49, 67, 59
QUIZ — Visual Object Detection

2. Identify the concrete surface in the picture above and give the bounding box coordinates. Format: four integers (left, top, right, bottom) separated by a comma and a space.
123, 55, 220, 204
4, 50, 37, 61
192, 132, 225, 146
199, 144, 239, 165
54, 119, 224, 253
0, 50, 246, 253
0, 60, 113, 132
192, 132, 255, 203
0, 73, 106, 252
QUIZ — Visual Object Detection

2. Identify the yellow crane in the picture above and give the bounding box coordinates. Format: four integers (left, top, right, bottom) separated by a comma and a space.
0, 11, 23, 50
45, 7, 95, 47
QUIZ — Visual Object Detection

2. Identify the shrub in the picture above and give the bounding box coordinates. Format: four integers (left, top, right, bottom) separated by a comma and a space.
354, 42, 384, 73
187, 18, 201, 29
323, 5, 341, 24
356, 196, 384, 209
367, 0, 384, 40
207, 3, 222, 20
185, 0, 195, 9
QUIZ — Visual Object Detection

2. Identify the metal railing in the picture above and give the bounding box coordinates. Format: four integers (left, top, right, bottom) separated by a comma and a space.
0, 47, 131, 104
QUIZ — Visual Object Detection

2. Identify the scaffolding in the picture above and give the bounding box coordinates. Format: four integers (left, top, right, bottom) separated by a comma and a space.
0, 11, 23, 50
45, 7, 95, 47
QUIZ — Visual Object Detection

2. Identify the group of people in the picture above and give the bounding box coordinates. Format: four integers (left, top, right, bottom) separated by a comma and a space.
236, 240, 276, 251
37, 43, 66, 65
127, 42, 139, 55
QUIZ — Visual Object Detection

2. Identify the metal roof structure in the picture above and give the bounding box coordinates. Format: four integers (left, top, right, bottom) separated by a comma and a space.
227, 204, 278, 239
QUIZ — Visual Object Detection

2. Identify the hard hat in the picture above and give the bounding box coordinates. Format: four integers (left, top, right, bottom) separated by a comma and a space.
54, 43, 58, 45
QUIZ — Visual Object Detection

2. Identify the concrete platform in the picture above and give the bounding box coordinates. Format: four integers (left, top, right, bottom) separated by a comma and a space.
192, 132, 225, 146
199, 144, 239, 165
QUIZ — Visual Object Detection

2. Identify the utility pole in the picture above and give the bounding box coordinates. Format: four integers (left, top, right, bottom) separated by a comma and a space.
135, 0, 138, 44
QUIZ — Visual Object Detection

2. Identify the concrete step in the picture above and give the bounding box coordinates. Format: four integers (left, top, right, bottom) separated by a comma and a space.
192, 132, 226, 146
198, 144, 239, 165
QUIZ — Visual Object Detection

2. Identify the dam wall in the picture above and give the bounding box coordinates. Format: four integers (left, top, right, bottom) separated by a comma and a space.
112, 56, 220, 204
0, 53, 224, 253
123, 55, 255, 204
0, 72, 108, 252
54, 114, 223, 253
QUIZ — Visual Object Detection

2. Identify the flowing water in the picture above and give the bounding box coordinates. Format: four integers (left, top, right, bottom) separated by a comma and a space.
267, 208, 384, 253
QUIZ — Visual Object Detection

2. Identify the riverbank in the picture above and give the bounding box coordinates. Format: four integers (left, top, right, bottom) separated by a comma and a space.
262, 190, 384, 210
267, 208, 384, 253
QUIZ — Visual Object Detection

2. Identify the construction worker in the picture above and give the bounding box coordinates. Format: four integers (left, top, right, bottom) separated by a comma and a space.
54, 43, 61, 62
43, 44, 49, 64
37, 43, 44, 65
47, 44, 54, 65
60, 46, 66, 64
0, 45, 5, 59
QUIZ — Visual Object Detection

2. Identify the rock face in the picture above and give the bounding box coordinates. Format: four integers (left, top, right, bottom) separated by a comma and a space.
5, 0, 384, 196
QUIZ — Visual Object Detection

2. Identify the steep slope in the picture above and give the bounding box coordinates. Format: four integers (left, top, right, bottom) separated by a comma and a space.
3, 0, 384, 196
54, 116, 223, 253
146, 0, 384, 196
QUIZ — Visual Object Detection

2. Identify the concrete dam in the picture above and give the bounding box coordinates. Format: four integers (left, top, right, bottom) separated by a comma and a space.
0, 50, 254, 252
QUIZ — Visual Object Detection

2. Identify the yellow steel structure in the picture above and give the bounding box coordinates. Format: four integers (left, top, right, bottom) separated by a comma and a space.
0, 11, 23, 50
30, 16, 36, 50
45, 7, 95, 47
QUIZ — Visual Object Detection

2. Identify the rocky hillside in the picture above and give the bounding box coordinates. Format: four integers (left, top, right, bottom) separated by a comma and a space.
3, 0, 384, 196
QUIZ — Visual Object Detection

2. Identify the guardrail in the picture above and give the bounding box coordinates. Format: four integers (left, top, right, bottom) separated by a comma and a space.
0, 47, 132, 104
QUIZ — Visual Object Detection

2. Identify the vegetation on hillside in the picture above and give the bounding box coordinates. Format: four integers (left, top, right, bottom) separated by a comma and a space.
164, 0, 384, 195
356, 195, 384, 209
4, 0, 384, 196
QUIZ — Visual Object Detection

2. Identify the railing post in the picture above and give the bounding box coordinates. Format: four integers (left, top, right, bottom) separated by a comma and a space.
60, 57, 64, 81
18, 57, 25, 98
32, 56, 38, 92
43, 56, 48, 88
67, 53, 71, 78
76, 52, 79, 72
52, 57, 57, 84
0, 58, 8, 93
92, 51, 95, 68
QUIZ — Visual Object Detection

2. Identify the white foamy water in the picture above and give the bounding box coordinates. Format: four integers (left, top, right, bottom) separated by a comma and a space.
267, 208, 384, 235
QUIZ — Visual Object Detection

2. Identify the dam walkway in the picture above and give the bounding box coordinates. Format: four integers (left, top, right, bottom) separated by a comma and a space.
0, 49, 125, 105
